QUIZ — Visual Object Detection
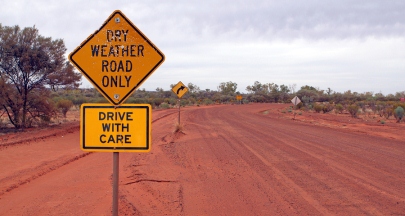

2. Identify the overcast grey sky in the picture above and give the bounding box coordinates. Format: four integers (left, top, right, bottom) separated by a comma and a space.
1, 0, 405, 94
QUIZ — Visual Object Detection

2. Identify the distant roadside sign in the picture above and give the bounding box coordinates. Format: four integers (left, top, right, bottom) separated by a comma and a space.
172, 81, 188, 98
291, 96, 301, 106
236, 95, 243, 100
80, 104, 151, 152
69, 10, 165, 105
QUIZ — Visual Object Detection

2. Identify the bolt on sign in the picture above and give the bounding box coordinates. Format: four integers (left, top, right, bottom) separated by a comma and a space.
69, 10, 165, 105
172, 81, 188, 98
80, 104, 151, 152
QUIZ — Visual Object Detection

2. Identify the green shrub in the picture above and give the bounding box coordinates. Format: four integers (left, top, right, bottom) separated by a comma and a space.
394, 106, 404, 122
314, 104, 323, 113
203, 99, 213, 105
322, 104, 334, 113
384, 107, 393, 119
160, 102, 170, 109
347, 104, 359, 118
133, 98, 148, 104
181, 99, 189, 107
296, 102, 304, 109
335, 104, 344, 114
152, 98, 164, 107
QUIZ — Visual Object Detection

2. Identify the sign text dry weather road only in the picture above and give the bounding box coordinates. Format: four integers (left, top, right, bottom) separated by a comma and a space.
80, 104, 152, 152
172, 81, 188, 98
69, 10, 165, 105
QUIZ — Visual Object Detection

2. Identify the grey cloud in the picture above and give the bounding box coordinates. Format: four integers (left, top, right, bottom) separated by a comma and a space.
144, 0, 405, 40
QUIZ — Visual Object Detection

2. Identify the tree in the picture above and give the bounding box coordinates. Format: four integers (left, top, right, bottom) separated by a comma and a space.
275, 84, 290, 103
296, 87, 319, 105
218, 81, 237, 95
0, 25, 81, 128
187, 82, 200, 94
246, 81, 268, 95
326, 87, 333, 95
289, 83, 297, 94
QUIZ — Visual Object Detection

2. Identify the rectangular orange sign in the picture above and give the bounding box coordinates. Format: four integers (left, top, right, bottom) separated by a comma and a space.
80, 104, 151, 152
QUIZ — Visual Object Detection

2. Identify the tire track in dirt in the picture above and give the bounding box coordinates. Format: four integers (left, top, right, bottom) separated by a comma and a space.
179, 107, 314, 215
244, 112, 405, 203
269, 126, 405, 203
0, 152, 91, 196
178, 104, 404, 215
213, 105, 405, 215
193, 108, 327, 215
116, 108, 186, 215
152, 110, 178, 123
0, 124, 79, 150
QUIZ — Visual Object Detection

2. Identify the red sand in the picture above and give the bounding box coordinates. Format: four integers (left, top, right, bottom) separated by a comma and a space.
0, 103, 404, 215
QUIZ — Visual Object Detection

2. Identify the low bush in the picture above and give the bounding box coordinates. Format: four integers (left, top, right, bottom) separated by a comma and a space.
322, 103, 334, 113
335, 104, 344, 114
384, 107, 393, 119
314, 104, 323, 113
296, 102, 304, 109
347, 104, 359, 118
203, 99, 213, 105
57, 99, 73, 118
394, 106, 404, 123
160, 102, 170, 109
173, 122, 184, 133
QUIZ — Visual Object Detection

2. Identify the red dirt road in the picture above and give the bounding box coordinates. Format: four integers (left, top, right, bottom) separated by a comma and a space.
0, 104, 404, 215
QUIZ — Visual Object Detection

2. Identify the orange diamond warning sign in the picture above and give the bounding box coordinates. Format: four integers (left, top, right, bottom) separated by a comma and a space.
69, 10, 165, 105
171, 81, 188, 99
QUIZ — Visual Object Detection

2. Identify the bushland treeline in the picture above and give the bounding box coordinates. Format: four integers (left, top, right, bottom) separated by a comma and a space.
50, 80, 405, 121
2, 79, 405, 128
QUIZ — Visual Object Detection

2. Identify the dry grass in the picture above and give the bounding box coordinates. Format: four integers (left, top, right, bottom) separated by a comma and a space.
173, 122, 184, 133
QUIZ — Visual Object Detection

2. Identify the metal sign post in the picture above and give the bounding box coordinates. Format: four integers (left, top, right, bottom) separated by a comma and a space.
172, 81, 188, 125
112, 152, 119, 216
178, 99, 181, 124
291, 96, 301, 120
69, 10, 164, 216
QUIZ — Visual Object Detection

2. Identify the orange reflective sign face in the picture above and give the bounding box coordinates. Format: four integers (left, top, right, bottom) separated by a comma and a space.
172, 81, 188, 98
80, 104, 151, 152
69, 10, 165, 105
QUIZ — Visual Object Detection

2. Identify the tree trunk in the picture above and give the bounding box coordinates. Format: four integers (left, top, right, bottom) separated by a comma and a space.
21, 87, 28, 129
